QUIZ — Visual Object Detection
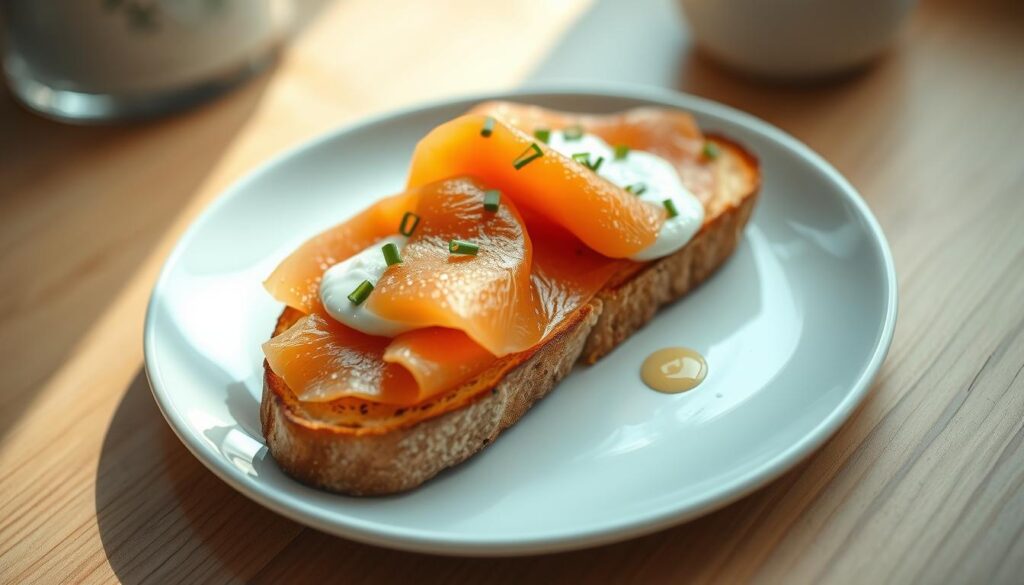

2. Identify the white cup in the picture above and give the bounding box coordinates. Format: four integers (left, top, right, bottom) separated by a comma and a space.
678, 0, 917, 79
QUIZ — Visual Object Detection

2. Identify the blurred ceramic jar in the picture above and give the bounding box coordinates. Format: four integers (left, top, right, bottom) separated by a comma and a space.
2, 0, 291, 122
678, 0, 917, 79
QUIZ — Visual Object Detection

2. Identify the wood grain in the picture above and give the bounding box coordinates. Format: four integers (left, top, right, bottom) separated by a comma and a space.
1, 0, 1023, 582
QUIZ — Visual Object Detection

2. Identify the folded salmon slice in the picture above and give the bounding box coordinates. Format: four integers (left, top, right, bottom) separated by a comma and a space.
262, 311, 419, 404
263, 312, 492, 405
368, 177, 545, 356
264, 190, 414, 314
470, 101, 714, 207
382, 327, 497, 397
406, 114, 668, 259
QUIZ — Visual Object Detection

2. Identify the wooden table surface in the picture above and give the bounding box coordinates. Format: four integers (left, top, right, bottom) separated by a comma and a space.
2, 0, 1023, 582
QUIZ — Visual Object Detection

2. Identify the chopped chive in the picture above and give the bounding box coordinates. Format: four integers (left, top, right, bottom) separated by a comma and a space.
481, 116, 495, 137
382, 242, 402, 266
572, 152, 603, 172
563, 125, 583, 141
513, 143, 544, 170
663, 199, 679, 219
702, 141, 721, 159
534, 128, 551, 144
625, 183, 647, 196
614, 144, 630, 160
399, 211, 420, 236
347, 280, 374, 305
449, 239, 479, 255
483, 189, 501, 212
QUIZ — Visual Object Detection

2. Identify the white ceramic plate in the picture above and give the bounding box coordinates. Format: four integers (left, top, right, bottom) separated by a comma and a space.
145, 84, 896, 556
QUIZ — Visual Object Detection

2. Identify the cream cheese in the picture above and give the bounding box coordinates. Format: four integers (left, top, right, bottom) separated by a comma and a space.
319, 235, 414, 337
547, 131, 704, 261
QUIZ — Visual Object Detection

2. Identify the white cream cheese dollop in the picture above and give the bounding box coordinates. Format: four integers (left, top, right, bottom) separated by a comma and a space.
546, 131, 705, 261
319, 235, 415, 337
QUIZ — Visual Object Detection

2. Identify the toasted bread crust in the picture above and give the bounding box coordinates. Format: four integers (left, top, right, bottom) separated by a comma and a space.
261, 135, 759, 495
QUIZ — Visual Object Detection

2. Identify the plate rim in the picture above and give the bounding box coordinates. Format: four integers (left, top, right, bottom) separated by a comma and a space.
143, 81, 898, 556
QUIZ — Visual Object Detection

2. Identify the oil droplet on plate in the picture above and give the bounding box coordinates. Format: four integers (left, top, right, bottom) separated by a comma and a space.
641, 347, 708, 394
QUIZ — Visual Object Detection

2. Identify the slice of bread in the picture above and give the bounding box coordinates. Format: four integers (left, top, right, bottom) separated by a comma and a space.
261, 134, 760, 495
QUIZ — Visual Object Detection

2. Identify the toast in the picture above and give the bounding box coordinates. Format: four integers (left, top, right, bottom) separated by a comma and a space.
261, 134, 760, 495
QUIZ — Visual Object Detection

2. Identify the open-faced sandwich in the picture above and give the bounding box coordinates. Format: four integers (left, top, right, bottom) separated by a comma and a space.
260, 102, 760, 495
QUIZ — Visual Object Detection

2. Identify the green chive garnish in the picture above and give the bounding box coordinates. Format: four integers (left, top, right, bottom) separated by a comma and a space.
614, 144, 630, 160
534, 128, 551, 144
625, 183, 647, 196
399, 211, 420, 236
348, 280, 374, 305
382, 242, 402, 266
572, 152, 604, 172
663, 199, 679, 219
449, 239, 479, 255
513, 143, 544, 170
702, 141, 720, 159
481, 116, 495, 137
572, 152, 591, 164
483, 189, 501, 212
563, 125, 583, 141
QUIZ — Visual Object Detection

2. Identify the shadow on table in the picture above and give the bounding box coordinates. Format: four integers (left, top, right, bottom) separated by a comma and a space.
0, 71, 275, 446
0, 0, 339, 447
95, 370, 302, 583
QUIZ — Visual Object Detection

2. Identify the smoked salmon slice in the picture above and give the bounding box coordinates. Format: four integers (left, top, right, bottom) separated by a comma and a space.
368, 177, 545, 356
382, 327, 497, 397
262, 311, 420, 404
406, 114, 667, 259
470, 101, 715, 209
264, 190, 414, 314
262, 312, 493, 406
